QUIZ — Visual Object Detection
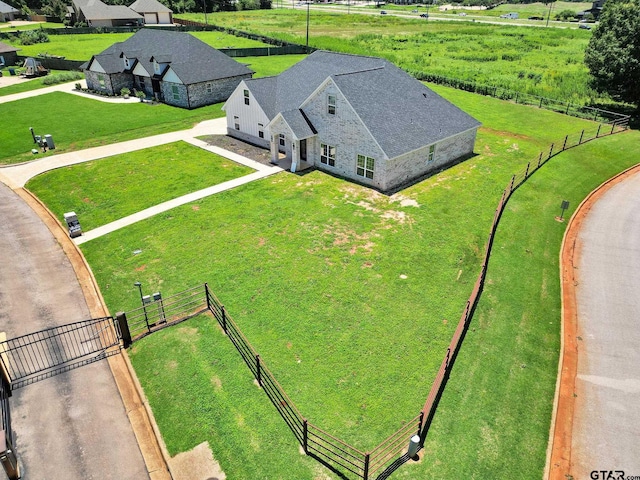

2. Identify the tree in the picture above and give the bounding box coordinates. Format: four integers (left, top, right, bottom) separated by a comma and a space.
584, 0, 640, 107
42, 0, 68, 22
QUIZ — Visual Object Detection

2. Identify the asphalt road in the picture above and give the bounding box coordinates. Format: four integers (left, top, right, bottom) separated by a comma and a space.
572, 172, 640, 478
0, 182, 149, 480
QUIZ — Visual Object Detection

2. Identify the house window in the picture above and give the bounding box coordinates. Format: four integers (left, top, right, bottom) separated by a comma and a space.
172, 85, 180, 101
138, 76, 146, 89
327, 94, 336, 115
320, 144, 336, 167
98, 74, 105, 88
357, 154, 375, 179
206, 83, 213, 94
244, 89, 250, 105
279, 134, 285, 147
258, 123, 264, 139
428, 145, 436, 163
234, 116, 240, 130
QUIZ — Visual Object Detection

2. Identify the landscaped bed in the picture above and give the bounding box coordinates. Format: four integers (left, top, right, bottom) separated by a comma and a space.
70, 89, 640, 478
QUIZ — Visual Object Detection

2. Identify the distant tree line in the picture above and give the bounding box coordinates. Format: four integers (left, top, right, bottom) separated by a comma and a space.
13, 0, 270, 18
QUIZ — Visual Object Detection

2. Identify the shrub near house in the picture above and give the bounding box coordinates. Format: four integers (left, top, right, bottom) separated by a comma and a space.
82, 29, 253, 108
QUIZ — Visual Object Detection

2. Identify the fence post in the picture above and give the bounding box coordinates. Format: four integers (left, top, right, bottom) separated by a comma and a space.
115, 312, 132, 348
562, 135, 568, 151
524, 162, 530, 178
514, 91, 519, 104
256, 354, 262, 387
537, 152, 543, 168
579, 130, 584, 144
548, 143, 554, 159
303, 419, 308, 454
596, 124, 601, 138
539, 97, 543, 109
0, 432, 20, 480
221, 306, 227, 334
610, 123, 615, 135
363, 453, 370, 480
418, 411, 424, 436
565, 102, 570, 115
205, 283, 211, 311
509, 175, 515, 193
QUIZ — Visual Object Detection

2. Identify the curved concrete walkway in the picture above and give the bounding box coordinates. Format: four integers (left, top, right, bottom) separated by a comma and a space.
0, 116, 283, 243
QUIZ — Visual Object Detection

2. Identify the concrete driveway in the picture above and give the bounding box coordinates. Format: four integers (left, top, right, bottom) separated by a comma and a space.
0, 182, 150, 480
570, 171, 640, 478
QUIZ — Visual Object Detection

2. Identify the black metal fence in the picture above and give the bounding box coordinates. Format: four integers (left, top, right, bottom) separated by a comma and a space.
0, 317, 120, 389
117, 118, 630, 479
122, 284, 209, 342
412, 71, 632, 124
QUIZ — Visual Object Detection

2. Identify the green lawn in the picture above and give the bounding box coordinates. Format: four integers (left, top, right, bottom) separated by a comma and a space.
71, 89, 629, 478
186, 9, 598, 103
0, 93, 226, 165
2, 30, 269, 60
25, 141, 253, 231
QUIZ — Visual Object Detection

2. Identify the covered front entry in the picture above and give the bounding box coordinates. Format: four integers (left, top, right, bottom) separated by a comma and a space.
268, 110, 317, 173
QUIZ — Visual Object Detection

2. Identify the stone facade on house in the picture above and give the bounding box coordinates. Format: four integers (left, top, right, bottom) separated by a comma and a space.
224, 51, 481, 193
82, 29, 253, 109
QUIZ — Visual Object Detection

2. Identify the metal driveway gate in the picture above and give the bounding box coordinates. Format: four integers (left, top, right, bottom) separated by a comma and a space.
0, 317, 121, 389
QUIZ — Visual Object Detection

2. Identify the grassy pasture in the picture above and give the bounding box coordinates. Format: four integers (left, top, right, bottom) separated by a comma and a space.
25, 141, 253, 231
63, 88, 628, 478
187, 9, 597, 103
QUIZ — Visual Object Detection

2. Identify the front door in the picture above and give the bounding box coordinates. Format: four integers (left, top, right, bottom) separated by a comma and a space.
152, 79, 161, 100
300, 139, 307, 161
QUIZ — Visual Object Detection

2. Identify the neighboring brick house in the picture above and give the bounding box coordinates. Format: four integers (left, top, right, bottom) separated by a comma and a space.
0, 42, 20, 67
129, 0, 173, 24
223, 51, 481, 193
82, 29, 253, 109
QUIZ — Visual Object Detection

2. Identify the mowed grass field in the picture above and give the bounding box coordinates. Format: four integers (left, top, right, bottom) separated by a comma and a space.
48, 86, 639, 478
185, 9, 597, 103
2, 30, 269, 60
0, 53, 305, 165
26, 141, 253, 231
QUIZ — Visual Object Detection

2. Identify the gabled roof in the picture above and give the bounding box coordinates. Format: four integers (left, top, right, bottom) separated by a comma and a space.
72, 0, 141, 20
277, 109, 317, 140
0, 41, 20, 54
85, 29, 252, 85
129, 0, 172, 13
0, 0, 18, 13
245, 51, 481, 159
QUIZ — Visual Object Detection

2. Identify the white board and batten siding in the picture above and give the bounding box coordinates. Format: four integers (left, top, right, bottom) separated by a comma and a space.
162, 68, 182, 84
224, 81, 271, 143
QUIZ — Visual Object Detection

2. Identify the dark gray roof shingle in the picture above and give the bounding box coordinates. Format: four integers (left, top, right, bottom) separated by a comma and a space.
0, 0, 18, 13
0, 41, 20, 54
86, 29, 252, 85
247, 51, 480, 159
279, 109, 317, 139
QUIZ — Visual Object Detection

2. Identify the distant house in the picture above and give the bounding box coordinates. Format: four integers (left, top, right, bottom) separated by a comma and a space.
129, 0, 173, 25
82, 29, 253, 108
0, 0, 19, 22
0, 41, 20, 66
223, 51, 481, 193
577, 0, 605, 19
70, 0, 142, 27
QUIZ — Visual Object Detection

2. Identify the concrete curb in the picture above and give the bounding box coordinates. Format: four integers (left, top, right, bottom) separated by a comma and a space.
545, 162, 640, 480
14, 187, 173, 480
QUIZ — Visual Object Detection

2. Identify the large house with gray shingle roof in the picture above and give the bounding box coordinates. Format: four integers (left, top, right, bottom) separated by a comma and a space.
223, 51, 481, 192
82, 29, 253, 108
